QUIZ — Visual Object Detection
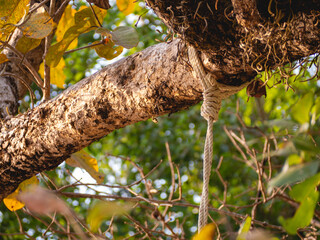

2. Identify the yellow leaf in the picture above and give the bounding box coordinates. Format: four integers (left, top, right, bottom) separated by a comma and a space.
39, 59, 66, 88
0, 0, 30, 40
87, 201, 134, 232
192, 223, 216, 240
3, 190, 25, 211
19, 6, 55, 39
15, 36, 42, 54
66, 150, 104, 183
55, 5, 78, 50
93, 39, 123, 60
19, 176, 39, 190
76, 5, 107, 26
46, 6, 107, 67
116, 0, 136, 15
0, 53, 9, 64
237, 216, 252, 240
3, 176, 39, 212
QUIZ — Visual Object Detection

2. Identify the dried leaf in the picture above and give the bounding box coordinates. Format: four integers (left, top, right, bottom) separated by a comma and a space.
111, 26, 139, 49
19, 7, 55, 39
0, 0, 29, 40
87, 0, 111, 10
87, 201, 133, 232
116, 0, 135, 15
93, 39, 123, 60
246, 79, 266, 98
95, 27, 111, 37
15, 36, 42, 54
0, 53, 9, 64
66, 149, 105, 183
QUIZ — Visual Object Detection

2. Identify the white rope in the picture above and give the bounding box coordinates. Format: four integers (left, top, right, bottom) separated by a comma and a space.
188, 45, 247, 231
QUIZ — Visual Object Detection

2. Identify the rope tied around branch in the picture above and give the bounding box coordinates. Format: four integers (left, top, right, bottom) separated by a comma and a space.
187, 44, 247, 231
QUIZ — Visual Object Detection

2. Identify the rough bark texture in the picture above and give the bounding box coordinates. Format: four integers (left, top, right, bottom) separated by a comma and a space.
146, 0, 320, 77
1, 0, 320, 199
0, 40, 211, 199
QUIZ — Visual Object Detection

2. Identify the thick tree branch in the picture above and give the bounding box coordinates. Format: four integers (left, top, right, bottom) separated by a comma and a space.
0, 39, 253, 199
1, 0, 320, 200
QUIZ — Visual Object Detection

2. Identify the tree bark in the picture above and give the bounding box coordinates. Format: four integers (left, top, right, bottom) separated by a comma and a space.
0, 40, 219, 199
1, 0, 320, 199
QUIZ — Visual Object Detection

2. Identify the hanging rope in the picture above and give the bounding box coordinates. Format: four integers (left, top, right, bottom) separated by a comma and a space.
188, 44, 247, 231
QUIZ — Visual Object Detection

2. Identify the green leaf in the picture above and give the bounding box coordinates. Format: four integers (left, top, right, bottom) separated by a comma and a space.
15, 36, 41, 54
265, 119, 297, 130
290, 172, 320, 202
292, 137, 320, 154
279, 190, 318, 234
268, 161, 319, 192
286, 154, 302, 166
87, 201, 133, 232
111, 26, 139, 49
291, 92, 314, 124
93, 40, 123, 60
312, 97, 320, 120
280, 173, 320, 234
236, 216, 251, 240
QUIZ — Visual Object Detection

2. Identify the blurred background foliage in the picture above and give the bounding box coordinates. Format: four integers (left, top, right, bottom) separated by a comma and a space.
1, 0, 320, 239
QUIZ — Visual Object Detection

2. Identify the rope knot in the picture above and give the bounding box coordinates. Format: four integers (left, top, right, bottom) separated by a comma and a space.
187, 44, 249, 231
201, 85, 222, 122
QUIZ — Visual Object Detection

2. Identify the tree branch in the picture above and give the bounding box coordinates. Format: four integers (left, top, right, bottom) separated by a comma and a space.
0, 39, 254, 199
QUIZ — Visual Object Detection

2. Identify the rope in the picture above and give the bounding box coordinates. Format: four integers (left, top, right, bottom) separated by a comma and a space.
187, 45, 247, 231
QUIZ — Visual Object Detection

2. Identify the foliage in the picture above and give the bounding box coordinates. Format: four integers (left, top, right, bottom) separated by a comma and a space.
1, 1, 320, 240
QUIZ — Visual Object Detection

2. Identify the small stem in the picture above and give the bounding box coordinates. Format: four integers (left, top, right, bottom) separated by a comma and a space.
88, 3, 103, 27
64, 41, 104, 55
42, 33, 54, 101
0, 41, 44, 87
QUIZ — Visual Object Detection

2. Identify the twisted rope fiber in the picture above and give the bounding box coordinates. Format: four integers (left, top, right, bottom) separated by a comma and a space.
187, 45, 247, 231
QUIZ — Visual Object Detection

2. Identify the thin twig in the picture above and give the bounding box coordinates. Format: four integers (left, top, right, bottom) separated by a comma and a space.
64, 41, 104, 55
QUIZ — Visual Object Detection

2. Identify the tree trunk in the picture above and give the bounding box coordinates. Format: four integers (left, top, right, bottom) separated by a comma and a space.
0, 0, 320, 199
